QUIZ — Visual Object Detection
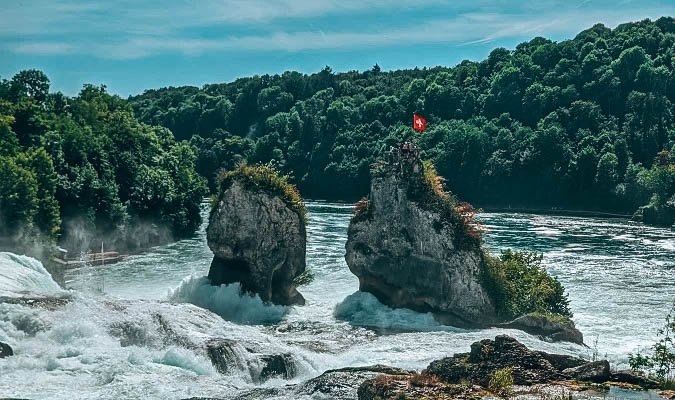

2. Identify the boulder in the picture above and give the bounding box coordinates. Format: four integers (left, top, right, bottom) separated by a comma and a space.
500, 313, 584, 345
563, 360, 610, 383
298, 365, 410, 400
535, 351, 587, 371
207, 167, 307, 306
635, 203, 675, 227
425, 335, 571, 386
345, 147, 496, 326
0, 341, 13, 358
205, 339, 246, 374
260, 354, 296, 380
205, 338, 297, 382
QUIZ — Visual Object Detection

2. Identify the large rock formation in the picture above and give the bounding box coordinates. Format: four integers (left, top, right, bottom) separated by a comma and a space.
207, 165, 307, 306
345, 145, 583, 343
425, 335, 581, 386
345, 146, 496, 326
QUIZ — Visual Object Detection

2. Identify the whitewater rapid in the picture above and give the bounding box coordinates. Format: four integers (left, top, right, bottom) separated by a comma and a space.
0, 202, 673, 399
0, 252, 66, 297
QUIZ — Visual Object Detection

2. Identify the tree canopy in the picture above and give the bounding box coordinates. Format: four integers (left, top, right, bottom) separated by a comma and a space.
129, 18, 675, 215
0, 75, 207, 254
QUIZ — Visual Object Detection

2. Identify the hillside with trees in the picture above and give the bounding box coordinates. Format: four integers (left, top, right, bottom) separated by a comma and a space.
0, 71, 207, 255
130, 18, 675, 224
3, 17, 675, 258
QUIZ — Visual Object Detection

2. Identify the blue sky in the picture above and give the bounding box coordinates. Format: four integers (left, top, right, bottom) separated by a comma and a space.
1, 0, 674, 97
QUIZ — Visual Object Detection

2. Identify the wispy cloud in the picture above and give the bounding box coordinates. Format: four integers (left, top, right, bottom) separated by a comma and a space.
0, 0, 445, 36
12, 42, 75, 55
2, 0, 674, 59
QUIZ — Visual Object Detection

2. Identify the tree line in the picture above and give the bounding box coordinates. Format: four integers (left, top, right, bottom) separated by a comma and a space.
130, 18, 675, 219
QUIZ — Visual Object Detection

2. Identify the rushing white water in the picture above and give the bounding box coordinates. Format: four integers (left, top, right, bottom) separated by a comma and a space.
168, 275, 288, 324
0, 202, 673, 399
0, 252, 66, 297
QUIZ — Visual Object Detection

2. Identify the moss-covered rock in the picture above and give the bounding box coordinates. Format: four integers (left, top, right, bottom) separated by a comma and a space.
207, 163, 307, 306
217, 163, 306, 222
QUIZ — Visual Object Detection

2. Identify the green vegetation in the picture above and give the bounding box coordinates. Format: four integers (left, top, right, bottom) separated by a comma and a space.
217, 162, 306, 222
483, 250, 573, 319
406, 159, 482, 248
488, 367, 514, 396
129, 18, 675, 224
292, 268, 315, 286
636, 150, 675, 225
0, 70, 208, 254
629, 301, 675, 388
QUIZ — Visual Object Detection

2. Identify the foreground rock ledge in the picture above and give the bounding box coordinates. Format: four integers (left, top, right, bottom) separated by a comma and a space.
207, 172, 306, 306
358, 335, 661, 400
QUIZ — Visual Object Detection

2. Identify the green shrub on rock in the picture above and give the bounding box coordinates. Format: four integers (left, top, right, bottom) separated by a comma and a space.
629, 301, 675, 387
217, 162, 306, 222
483, 250, 572, 319
405, 160, 482, 249
488, 366, 514, 395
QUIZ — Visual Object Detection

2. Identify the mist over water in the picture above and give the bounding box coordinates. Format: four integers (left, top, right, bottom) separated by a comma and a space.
0, 202, 674, 399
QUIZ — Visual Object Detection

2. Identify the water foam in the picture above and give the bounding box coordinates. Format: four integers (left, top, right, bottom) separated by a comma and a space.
334, 291, 462, 332
0, 252, 65, 297
153, 347, 216, 376
168, 275, 288, 324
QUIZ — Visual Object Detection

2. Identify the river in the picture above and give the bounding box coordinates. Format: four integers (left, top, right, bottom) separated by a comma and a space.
0, 201, 673, 399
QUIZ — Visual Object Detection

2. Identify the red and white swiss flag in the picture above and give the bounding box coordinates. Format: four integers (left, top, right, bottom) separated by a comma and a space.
413, 114, 426, 132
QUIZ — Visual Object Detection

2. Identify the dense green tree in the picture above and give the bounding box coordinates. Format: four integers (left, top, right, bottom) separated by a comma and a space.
0, 156, 38, 239
9, 69, 50, 104
0, 72, 208, 254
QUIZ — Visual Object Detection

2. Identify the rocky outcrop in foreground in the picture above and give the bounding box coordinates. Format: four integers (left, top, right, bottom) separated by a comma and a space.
345, 146, 496, 326
358, 335, 661, 400
207, 165, 307, 306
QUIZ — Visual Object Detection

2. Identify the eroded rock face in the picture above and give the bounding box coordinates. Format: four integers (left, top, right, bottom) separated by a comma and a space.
207, 180, 306, 306
345, 155, 495, 326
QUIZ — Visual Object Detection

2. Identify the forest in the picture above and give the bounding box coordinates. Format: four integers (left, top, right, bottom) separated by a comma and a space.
129, 18, 675, 218
0, 71, 207, 254
2, 17, 675, 254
